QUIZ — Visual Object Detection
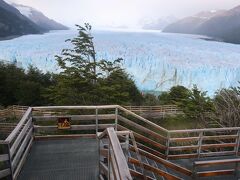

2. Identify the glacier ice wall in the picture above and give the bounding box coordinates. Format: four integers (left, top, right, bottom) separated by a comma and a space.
0, 30, 240, 96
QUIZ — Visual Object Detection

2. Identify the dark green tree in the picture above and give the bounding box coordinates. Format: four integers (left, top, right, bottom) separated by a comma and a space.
0, 62, 24, 106
0, 63, 54, 106
157, 86, 190, 105
47, 24, 142, 105
181, 85, 214, 126
169, 85, 191, 104
16, 66, 53, 105
143, 93, 159, 106
158, 92, 171, 105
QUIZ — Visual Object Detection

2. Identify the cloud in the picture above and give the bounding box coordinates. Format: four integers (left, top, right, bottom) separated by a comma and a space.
8, 0, 240, 28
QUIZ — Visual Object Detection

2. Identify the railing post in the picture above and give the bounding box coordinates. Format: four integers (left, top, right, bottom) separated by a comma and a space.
165, 132, 170, 159
115, 108, 118, 131
96, 108, 98, 134
7, 142, 14, 180
235, 130, 240, 156
192, 163, 197, 179
125, 134, 129, 150
108, 142, 111, 180
235, 161, 239, 178
30, 109, 34, 138
197, 131, 203, 159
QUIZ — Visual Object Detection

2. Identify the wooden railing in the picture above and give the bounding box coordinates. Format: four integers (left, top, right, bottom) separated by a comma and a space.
0, 140, 12, 179
32, 105, 119, 137
0, 105, 28, 120
193, 158, 240, 178
2, 105, 240, 179
98, 128, 132, 180
0, 107, 33, 180
125, 105, 179, 112
168, 127, 240, 160
125, 105, 182, 117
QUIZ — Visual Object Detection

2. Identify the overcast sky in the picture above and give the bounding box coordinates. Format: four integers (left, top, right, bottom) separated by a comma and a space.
9, 0, 240, 28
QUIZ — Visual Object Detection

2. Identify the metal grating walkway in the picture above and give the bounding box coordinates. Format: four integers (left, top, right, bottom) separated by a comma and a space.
18, 138, 99, 180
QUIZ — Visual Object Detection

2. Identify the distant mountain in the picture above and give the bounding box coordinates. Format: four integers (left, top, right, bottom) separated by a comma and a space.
12, 3, 68, 31
0, 0, 68, 39
142, 16, 178, 30
163, 10, 225, 34
197, 6, 240, 44
163, 6, 240, 44
0, 0, 41, 38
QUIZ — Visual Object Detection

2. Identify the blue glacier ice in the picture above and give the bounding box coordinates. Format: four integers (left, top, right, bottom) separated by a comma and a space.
0, 29, 240, 96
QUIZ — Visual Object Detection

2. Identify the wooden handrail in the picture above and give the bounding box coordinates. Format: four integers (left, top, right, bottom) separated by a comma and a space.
193, 158, 240, 178
5, 107, 32, 143
107, 128, 132, 180
118, 106, 168, 133
194, 158, 240, 166
98, 127, 132, 180
33, 105, 119, 110
169, 127, 240, 133
118, 115, 167, 140
33, 114, 115, 121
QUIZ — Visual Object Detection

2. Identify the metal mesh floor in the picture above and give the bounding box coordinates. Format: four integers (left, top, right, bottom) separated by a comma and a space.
18, 138, 99, 180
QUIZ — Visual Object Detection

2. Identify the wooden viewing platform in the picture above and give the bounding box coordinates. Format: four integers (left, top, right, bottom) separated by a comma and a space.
0, 105, 240, 179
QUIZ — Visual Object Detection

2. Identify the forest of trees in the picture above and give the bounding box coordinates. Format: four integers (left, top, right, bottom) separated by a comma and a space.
0, 24, 240, 128
0, 24, 143, 107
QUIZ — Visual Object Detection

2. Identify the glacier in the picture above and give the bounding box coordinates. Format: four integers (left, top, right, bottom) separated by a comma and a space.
0, 29, 240, 96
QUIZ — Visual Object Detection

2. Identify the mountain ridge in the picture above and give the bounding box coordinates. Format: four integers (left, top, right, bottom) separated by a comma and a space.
0, 0, 41, 38
12, 3, 69, 31
0, 0, 68, 39
163, 6, 240, 44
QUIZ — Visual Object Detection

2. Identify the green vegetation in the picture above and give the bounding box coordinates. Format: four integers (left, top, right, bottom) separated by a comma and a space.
143, 85, 214, 129
0, 23, 240, 129
143, 84, 240, 129
0, 24, 142, 107
0, 63, 53, 106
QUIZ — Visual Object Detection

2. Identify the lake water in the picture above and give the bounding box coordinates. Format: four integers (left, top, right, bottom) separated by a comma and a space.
0, 29, 240, 95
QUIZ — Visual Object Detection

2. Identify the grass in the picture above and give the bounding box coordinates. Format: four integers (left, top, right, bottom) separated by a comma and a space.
150, 114, 204, 130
